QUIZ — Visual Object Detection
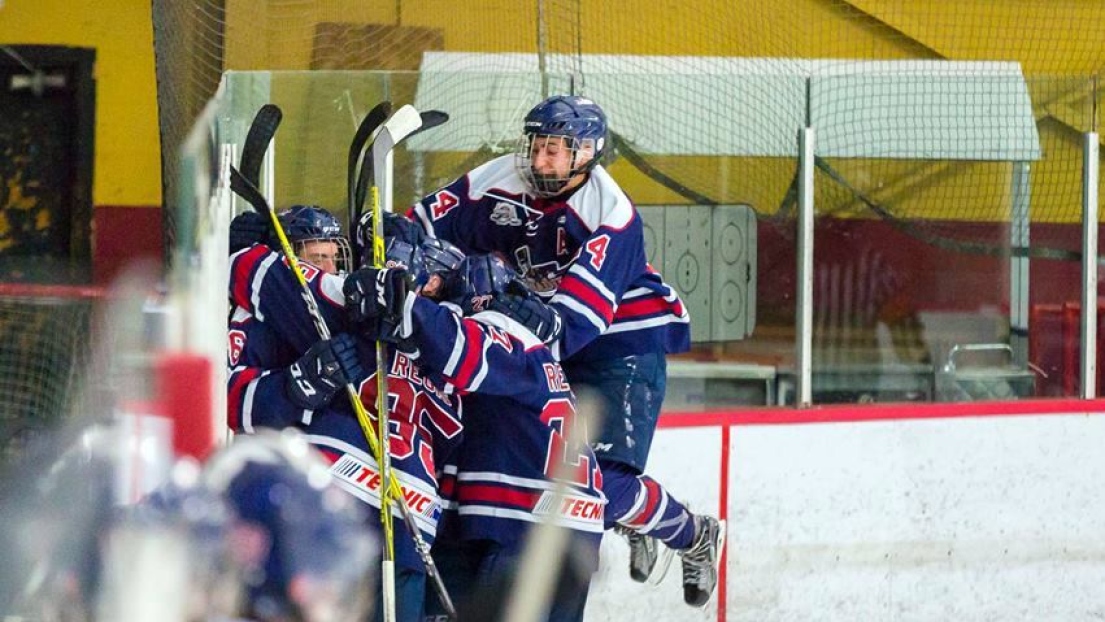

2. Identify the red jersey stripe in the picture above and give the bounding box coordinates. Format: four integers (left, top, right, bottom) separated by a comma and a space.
559, 274, 615, 323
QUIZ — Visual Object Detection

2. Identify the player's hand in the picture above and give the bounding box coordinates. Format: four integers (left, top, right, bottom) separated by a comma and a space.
489, 293, 564, 345
343, 267, 414, 342
286, 334, 366, 410
229, 211, 272, 253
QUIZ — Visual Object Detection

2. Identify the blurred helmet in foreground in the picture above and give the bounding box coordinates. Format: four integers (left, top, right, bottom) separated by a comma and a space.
203, 429, 376, 622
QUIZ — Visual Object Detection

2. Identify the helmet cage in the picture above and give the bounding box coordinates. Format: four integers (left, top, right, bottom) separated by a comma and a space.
515, 134, 603, 197
294, 237, 352, 276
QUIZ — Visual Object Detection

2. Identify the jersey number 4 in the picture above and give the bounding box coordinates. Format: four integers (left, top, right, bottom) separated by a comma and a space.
429, 190, 459, 220
585, 234, 610, 271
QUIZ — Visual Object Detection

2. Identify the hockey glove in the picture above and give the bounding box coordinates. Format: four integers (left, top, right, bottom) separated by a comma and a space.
489, 293, 564, 345
355, 210, 426, 250
343, 267, 415, 343
385, 210, 426, 246
229, 211, 273, 253
286, 334, 366, 410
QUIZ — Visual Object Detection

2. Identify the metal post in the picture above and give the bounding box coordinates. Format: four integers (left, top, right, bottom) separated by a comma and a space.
1081, 132, 1099, 398
262, 143, 275, 209
537, 0, 549, 98
1009, 162, 1030, 367
796, 127, 815, 407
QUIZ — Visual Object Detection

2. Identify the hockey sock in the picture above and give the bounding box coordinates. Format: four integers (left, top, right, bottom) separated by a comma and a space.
601, 461, 696, 550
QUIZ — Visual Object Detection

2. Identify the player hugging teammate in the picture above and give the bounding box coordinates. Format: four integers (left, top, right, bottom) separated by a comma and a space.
225, 95, 724, 622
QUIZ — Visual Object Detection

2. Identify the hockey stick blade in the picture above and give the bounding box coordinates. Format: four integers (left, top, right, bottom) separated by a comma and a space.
239, 104, 283, 189
348, 101, 393, 230
372, 105, 424, 158
353, 106, 436, 234
412, 110, 449, 137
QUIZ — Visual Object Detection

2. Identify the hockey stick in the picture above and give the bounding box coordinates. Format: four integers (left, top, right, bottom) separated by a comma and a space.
365, 104, 448, 622
347, 101, 392, 260
354, 109, 449, 223
230, 105, 457, 621
238, 104, 282, 190
352, 104, 457, 622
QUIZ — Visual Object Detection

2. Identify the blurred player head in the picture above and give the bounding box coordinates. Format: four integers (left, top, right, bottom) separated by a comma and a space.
0, 425, 116, 622
515, 95, 607, 197
203, 430, 376, 622
278, 205, 352, 275
109, 459, 242, 621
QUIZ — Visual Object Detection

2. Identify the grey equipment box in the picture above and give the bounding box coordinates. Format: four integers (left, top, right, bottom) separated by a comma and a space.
637, 204, 757, 342
935, 343, 1036, 402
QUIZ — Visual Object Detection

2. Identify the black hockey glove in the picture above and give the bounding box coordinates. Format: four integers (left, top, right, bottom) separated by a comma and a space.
356, 210, 426, 251
229, 211, 273, 253
286, 334, 366, 410
489, 293, 564, 345
343, 267, 414, 343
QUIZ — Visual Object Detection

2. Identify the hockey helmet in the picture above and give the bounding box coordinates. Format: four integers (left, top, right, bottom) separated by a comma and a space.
515, 95, 607, 197
277, 205, 352, 274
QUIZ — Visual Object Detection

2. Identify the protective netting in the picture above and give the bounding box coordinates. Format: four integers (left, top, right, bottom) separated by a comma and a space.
155, 0, 1105, 400
0, 287, 96, 460
153, 0, 1105, 259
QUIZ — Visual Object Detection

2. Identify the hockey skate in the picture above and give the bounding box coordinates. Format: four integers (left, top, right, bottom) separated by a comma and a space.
679, 515, 725, 607
617, 525, 676, 585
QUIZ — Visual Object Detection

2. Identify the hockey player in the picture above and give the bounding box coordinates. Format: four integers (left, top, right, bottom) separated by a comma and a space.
229, 204, 352, 275
227, 219, 463, 622
407, 95, 724, 606
344, 254, 605, 622
202, 429, 377, 622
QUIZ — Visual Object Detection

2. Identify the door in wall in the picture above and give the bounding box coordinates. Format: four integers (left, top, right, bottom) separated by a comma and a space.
0, 45, 94, 283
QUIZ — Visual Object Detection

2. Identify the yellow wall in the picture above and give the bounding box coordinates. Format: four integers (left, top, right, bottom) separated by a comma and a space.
0, 0, 161, 207
2, 0, 1104, 214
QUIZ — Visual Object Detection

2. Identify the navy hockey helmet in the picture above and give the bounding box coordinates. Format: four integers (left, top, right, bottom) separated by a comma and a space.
441, 254, 528, 313
515, 95, 607, 197
420, 237, 465, 276
203, 430, 375, 622
277, 205, 352, 274
278, 205, 343, 244
384, 237, 430, 287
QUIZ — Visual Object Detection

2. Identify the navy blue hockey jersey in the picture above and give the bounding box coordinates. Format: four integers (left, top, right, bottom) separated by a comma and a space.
409, 155, 690, 362
403, 296, 605, 561
227, 245, 463, 571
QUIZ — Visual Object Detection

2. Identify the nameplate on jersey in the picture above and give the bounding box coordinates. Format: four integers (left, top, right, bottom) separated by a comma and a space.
532, 490, 605, 533
328, 452, 441, 535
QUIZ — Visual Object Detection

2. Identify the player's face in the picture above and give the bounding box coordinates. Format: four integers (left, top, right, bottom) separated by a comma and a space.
529, 135, 574, 178
528, 134, 595, 195
299, 240, 340, 274
422, 273, 445, 300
